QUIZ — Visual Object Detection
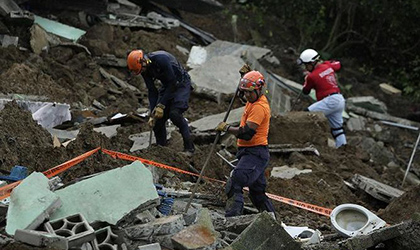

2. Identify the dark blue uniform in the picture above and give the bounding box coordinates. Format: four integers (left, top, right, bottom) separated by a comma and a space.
141, 51, 194, 152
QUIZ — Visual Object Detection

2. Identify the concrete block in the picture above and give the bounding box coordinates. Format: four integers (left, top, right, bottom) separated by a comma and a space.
190, 107, 244, 132
351, 174, 404, 203
270, 166, 312, 179
341, 222, 409, 249
125, 214, 185, 239
14, 229, 68, 249
230, 212, 301, 250
171, 224, 219, 250
379, 83, 402, 95
138, 243, 161, 250
45, 214, 95, 247
94, 226, 126, 250
51, 161, 160, 225
214, 213, 259, 235
6, 172, 62, 236
135, 210, 156, 224
172, 209, 219, 250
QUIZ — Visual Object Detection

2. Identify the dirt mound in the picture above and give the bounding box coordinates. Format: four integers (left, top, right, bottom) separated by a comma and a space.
0, 63, 70, 99
269, 111, 330, 147
0, 102, 68, 173
378, 184, 420, 224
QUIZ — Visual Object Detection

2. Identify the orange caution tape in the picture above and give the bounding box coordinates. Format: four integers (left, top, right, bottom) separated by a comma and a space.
101, 149, 332, 216
0, 147, 101, 200
101, 149, 225, 184
266, 192, 332, 217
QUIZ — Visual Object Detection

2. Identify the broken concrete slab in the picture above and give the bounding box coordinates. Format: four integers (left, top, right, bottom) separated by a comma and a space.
187, 40, 274, 69
0, 34, 18, 47
271, 166, 312, 179
129, 126, 175, 152
171, 208, 220, 250
125, 214, 185, 240
351, 174, 404, 203
347, 96, 388, 114
339, 221, 409, 250
187, 41, 279, 100
99, 67, 140, 92
190, 107, 244, 132
171, 200, 202, 226
94, 54, 127, 67
50, 161, 160, 225
229, 212, 301, 250
47, 125, 120, 141
347, 116, 367, 131
14, 229, 68, 249
268, 144, 320, 156
138, 243, 162, 250
93, 125, 120, 138
34, 15, 86, 42
379, 83, 402, 96
107, 0, 141, 15
189, 54, 245, 95
6, 172, 62, 236
30, 24, 49, 54
213, 213, 259, 235
99, 13, 163, 30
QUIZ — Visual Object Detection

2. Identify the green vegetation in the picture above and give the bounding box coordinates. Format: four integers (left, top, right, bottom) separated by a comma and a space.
245, 0, 420, 100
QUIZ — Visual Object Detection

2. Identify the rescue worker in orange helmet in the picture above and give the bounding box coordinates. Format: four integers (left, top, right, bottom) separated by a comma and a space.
127, 49, 194, 156
215, 70, 275, 217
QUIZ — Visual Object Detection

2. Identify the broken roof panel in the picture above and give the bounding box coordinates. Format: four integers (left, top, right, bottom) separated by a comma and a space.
34, 15, 86, 42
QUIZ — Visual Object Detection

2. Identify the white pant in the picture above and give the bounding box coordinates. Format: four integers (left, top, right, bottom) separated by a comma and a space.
308, 94, 347, 148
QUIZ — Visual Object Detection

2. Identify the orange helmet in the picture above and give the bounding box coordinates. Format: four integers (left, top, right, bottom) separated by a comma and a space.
127, 50, 144, 75
239, 71, 265, 91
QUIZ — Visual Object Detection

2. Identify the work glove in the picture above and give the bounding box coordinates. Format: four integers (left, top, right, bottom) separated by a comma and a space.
215, 122, 230, 132
239, 63, 252, 77
148, 117, 155, 128
152, 103, 165, 119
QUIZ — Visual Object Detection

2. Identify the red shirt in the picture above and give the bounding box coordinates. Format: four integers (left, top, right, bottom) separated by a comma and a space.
303, 61, 341, 101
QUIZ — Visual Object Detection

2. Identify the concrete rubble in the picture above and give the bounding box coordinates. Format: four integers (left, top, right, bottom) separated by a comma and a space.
50, 161, 160, 225
1, 1, 420, 250
6, 172, 61, 236
351, 174, 404, 203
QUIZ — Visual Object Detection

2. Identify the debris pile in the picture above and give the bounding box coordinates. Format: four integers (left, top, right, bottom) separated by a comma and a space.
0, 0, 420, 250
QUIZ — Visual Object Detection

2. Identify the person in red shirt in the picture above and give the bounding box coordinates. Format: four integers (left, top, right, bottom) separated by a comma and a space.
216, 70, 275, 217
297, 49, 347, 148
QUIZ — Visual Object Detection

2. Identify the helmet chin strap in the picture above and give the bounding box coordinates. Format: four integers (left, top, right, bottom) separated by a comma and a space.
249, 89, 262, 103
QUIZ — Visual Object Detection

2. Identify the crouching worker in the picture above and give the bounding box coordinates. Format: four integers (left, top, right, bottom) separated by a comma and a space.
127, 49, 195, 156
215, 71, 275, 217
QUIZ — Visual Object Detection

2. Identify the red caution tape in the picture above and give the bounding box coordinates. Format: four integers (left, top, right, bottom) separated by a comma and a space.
101, 148, 225, 184
0, 147, 101, 200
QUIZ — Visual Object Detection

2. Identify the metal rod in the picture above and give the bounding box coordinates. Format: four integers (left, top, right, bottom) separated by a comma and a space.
184, 87, 240, 213
216, 152, 236, 169
402, 131, 420, 187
